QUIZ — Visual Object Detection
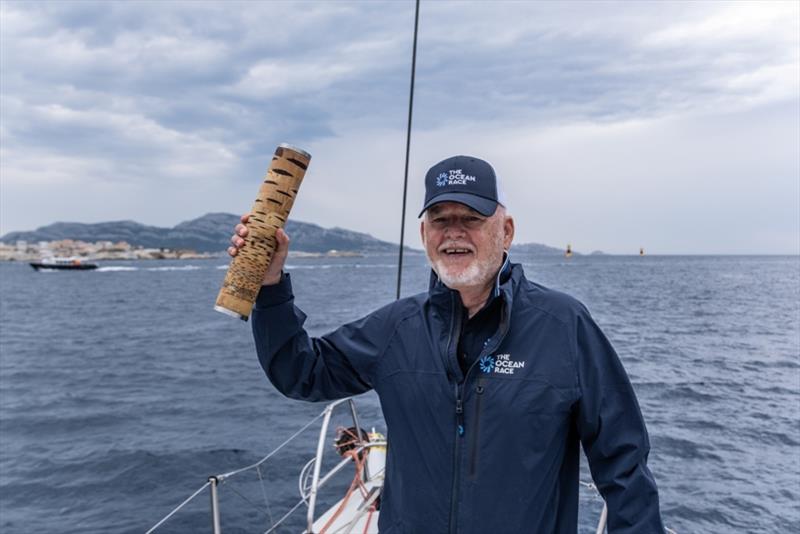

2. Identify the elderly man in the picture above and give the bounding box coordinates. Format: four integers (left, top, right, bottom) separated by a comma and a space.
229, 155, 664, 533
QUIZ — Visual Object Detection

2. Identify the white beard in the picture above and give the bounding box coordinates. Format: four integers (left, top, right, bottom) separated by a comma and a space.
434, 258, 484, 288
428, 244, 504, 290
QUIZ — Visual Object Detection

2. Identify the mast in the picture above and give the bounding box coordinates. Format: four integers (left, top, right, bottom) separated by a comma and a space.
395, 0, 420, 300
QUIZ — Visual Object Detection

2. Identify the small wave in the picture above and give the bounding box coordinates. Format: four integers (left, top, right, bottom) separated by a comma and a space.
146, 266, 202, 272
284, 264, 337, 270
653, 435, 723, 461
96, 266, 139, 272
743, 428, 800, 448
216, 263, 393, 271
657, 384, 720, 403
763, 359, 800, 369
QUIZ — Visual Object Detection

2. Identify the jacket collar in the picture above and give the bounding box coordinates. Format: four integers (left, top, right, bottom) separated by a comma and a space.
427, 254, 519, 382
491, 253, 512, 299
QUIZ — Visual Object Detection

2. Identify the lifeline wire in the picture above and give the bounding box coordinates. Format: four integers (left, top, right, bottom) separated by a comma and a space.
256, 464, 276, 527
144, 481, 210, 534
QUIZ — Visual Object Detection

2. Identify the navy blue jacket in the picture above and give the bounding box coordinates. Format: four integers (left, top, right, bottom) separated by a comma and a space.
252, 262, 664, 533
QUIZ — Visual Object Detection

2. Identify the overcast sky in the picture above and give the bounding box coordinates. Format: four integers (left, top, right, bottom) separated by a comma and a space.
1, 1, 798, 254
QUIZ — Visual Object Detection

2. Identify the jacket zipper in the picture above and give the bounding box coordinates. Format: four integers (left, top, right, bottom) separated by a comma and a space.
469, 376, 486, 478
448, 292, 511, 533
448, 294, 463, 534
462, 297, 511, 482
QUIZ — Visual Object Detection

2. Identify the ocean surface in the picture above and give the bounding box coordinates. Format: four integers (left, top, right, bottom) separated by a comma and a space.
0, 254, 798, 533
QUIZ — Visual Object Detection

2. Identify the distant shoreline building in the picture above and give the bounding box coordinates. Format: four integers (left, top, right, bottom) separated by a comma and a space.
0, 240, 211, 261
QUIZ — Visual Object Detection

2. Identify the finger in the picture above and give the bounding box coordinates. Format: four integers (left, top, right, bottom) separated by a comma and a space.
227, 246, 238, 257
275, 228, 290, 247
262, 230, 289, 285
230, 235, 243, 247
273, 230, 290, 262
236, 224, 248, 237
240, 213, 250, 224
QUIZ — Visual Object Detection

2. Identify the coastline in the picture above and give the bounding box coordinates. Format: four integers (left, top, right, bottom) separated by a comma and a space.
0, 247, 371, 262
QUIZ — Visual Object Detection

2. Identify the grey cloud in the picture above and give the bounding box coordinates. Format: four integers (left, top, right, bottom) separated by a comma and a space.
6, 1, 794, 160
408, 2, 797, 127
1, 1, 414, 162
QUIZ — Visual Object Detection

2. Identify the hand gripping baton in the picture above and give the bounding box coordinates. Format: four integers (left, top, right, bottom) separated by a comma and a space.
214, 143, 311, 320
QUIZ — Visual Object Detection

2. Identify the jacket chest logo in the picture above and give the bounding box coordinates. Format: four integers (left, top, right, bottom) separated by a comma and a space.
478, 353, 525, 375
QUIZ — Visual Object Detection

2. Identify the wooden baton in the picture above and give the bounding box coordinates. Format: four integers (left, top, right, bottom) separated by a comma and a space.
214, 143, 311, 320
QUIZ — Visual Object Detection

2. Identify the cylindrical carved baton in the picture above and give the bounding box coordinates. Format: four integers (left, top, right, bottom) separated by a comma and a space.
214, 143, 311, 320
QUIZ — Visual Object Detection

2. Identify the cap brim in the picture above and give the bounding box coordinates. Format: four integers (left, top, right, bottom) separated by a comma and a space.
418, 193, 498, 217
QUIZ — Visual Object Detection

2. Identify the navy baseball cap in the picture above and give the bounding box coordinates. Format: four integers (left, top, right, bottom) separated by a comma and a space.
418, 155, 503, 217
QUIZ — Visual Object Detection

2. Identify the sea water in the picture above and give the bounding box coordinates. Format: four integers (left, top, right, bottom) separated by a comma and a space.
0, 254, 798, 533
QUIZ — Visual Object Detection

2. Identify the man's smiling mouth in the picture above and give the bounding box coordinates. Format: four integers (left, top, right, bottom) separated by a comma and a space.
442, 248, 473, 255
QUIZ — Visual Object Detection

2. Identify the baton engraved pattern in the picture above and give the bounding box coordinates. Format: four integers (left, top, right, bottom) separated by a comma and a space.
215, 145, 311, 320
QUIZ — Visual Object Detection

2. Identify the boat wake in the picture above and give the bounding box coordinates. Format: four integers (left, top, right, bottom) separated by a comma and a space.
96, 266, 139, 272
146, 265, 202, 272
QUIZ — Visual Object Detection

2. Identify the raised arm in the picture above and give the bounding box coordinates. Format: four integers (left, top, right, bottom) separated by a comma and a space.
229, 215, 386, 402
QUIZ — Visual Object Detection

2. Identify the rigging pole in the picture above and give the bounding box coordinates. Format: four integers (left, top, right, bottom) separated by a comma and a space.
395, 0, 420, 300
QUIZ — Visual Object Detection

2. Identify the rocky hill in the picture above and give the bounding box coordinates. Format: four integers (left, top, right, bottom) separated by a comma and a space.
0, 213, 411, 254
2, 213, 584, 255
509, 242, 571, 256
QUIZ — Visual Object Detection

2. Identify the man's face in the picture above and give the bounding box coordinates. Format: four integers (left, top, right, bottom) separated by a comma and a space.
420, 202, 514, 291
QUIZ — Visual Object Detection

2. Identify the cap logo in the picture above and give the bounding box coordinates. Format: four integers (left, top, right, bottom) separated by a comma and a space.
436, 169, 476, 187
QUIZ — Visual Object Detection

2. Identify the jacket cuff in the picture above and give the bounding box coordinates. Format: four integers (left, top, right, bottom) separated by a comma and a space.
254, 272, 293, 308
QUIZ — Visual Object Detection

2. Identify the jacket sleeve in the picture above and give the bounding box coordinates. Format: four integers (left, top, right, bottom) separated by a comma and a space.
572, 306, 665, 533
251, 273, 392, 402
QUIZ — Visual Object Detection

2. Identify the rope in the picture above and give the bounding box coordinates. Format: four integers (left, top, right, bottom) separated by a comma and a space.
362, 507, 375, 534
298, 457, 317, 504
319, 428, 370, 534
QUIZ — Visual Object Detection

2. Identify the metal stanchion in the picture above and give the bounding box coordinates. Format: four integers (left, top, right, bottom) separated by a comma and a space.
209, 476, 222, 534
595, 503, 608, 534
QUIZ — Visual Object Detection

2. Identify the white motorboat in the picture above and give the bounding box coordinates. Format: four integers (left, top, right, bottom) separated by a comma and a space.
30, 256, 98, 271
